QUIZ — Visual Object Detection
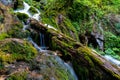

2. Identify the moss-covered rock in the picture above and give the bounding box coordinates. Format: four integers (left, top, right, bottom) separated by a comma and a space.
4, 51, 75, 80
0, 38, 37, 64
29, 6, 38, 15
28, 53, 75, 80
16, 12, 29, 22
7, 22, 30, 39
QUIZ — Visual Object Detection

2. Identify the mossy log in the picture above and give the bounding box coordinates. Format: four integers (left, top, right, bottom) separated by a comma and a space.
29, 19, 120, 80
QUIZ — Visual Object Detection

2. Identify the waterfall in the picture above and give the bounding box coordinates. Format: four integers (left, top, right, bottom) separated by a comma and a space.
39, 33, 46, 50
14, 2, 40, 20
14, 1, 78, 79
14, 2, 31, 17
28, 37, 42, 52
54, 56, 78, 80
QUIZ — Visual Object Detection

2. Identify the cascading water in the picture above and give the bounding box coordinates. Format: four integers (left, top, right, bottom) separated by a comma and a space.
39, 33, 46, 50
104, 55, 120, 67
14, 2, 31, 17
28, 37, 42, 52
14, 1, 78, 79
54, 56, 78, 80
14, 2, 40, 20
92, 49, 120, 67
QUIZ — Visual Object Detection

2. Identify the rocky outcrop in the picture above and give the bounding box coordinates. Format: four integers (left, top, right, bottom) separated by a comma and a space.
29, 19, 120, 80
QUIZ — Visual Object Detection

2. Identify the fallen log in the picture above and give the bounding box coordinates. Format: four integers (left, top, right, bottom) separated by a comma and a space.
29, 19, 120, 80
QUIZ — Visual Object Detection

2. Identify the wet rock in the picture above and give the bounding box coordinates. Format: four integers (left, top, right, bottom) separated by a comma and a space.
0, 0, 13, 6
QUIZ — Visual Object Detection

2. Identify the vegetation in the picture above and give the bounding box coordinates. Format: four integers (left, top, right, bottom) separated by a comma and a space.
29, 19, 120, 79
41, 0, 120, 59
0, 39, 37, 66
104, 32, 120, 59
14, 0, 24, 10
29, 6, 38, 15
0, 0, 120, 79
0, 33, 9, 40
16, 12, 29, 22
7, 71, 28, 80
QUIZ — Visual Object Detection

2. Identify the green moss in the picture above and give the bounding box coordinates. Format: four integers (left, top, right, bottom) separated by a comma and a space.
0, 33, 9, 40
16, 12, 29, 22
24, 0, 41, 10
51, 36, 73, 56
78, 47, 103, 65
0, 39, 38, 63
29, 6, 38, 15
7, 71, 28, 80
7, 23, 30, 38
72, 60, 89, 80
55, 68, 69, 80
48, 55, 74, 80
41, 15, 59, 30
41, 14, 79, 41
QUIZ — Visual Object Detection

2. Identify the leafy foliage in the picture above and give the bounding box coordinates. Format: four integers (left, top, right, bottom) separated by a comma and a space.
104, 32, 120, 58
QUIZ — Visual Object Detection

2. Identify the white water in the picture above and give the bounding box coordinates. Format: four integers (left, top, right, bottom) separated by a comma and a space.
32, 8, 40, 21
92, 49, 120, 67
44, 24, 57, 30
28, 37, 42, 52
39, 33, 47, 50
14, 2, 31, 17
23, 22, 29, 31
104, 55, 120, 66
14, 2, 40, 21
28, 36, 78, 79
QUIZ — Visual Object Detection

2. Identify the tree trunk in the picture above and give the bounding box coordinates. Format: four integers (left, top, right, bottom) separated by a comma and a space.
29, 19, 120, 80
